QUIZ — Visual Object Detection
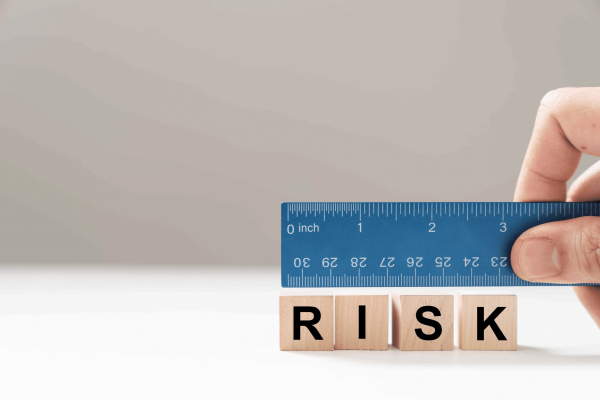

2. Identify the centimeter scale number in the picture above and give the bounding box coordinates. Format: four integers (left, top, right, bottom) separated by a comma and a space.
281, 202, 600, 288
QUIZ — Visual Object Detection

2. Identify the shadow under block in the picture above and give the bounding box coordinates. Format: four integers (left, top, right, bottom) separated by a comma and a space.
335, 295, 388, 350
391, 293, 453, 351
280, 294, 334, 351
457, 293, 517, 351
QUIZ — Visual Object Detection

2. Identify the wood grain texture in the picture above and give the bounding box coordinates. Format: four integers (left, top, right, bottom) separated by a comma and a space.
457, 293, 517, 351
280, 295, 333, 351
335, 295, 388, 350
392, 293, 453, 351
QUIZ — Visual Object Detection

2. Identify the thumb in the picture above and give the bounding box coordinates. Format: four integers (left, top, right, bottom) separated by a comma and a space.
511, 216, 600, 284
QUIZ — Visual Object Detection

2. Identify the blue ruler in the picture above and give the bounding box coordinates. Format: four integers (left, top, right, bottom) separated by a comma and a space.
281, 202, 600, 288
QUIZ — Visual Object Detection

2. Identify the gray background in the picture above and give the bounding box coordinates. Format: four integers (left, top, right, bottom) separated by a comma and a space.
0, 0, 599, 266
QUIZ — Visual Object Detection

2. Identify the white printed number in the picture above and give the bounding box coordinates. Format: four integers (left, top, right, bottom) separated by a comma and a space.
491, 257, 507, 267
429, 222, 436, 232
435, 257, 451, 267
500, 222, 507, 232
380, 257, 395, 268
322, 257, 337, 268
463, 257, 479, 267
351, 257, 367, 268
407, 257, 423, 268
294, 258, 310, 268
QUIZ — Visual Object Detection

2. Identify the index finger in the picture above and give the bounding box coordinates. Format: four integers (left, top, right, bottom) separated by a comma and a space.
515, 87, 600, 202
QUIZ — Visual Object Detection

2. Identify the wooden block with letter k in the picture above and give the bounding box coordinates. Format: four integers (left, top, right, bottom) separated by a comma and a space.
457, 293, 517, 351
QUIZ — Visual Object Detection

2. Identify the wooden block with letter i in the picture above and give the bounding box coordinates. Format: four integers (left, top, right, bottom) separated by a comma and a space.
279, 293, 333, 351
335, 295, 388, 350
457, 293, 517, 351
391, 293, 453, 351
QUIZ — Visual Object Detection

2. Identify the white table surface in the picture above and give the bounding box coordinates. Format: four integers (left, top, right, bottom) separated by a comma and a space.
0, 265, 599, 399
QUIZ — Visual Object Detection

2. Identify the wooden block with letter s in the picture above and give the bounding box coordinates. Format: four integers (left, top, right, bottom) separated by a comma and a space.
279, 293, 334, 351
457, 293, 517, 351
392, 293, 454, 351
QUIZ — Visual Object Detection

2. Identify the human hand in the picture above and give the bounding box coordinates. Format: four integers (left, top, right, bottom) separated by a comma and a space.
511, 87, 600, 328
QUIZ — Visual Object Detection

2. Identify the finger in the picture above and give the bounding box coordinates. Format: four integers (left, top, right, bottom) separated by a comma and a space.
514, 87, 600, 202
567, 159, 600, 202
574, 286, 600, 328
511, 216, 600, 284
565, 161, 600, 328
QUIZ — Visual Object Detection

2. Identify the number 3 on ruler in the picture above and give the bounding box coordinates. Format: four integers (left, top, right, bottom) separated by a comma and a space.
500, 222, 507, 232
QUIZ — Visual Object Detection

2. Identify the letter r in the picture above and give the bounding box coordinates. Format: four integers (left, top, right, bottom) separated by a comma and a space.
293, 306, 323, 340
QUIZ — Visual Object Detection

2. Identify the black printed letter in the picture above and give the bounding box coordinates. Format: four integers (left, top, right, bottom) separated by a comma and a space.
359, 305, 366, 339
477, 307, 507, 340
415, 305, 442, 340
293, 306, 323, 340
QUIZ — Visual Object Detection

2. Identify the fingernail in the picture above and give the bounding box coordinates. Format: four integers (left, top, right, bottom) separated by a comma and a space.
519, 238, 560, 279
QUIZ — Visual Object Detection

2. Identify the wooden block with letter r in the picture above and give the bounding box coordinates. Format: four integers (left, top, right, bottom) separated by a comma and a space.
279, 293, 334, 351
457, 293, 517, 351
335, 294, 388, 350
391, 293, 454, 351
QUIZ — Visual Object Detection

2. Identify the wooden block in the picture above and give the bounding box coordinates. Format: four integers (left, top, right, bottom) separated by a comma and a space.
334, 295, 388, 350
279, 293, 333, 351
457, 293, 517, 351
391, 293, 453, 351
